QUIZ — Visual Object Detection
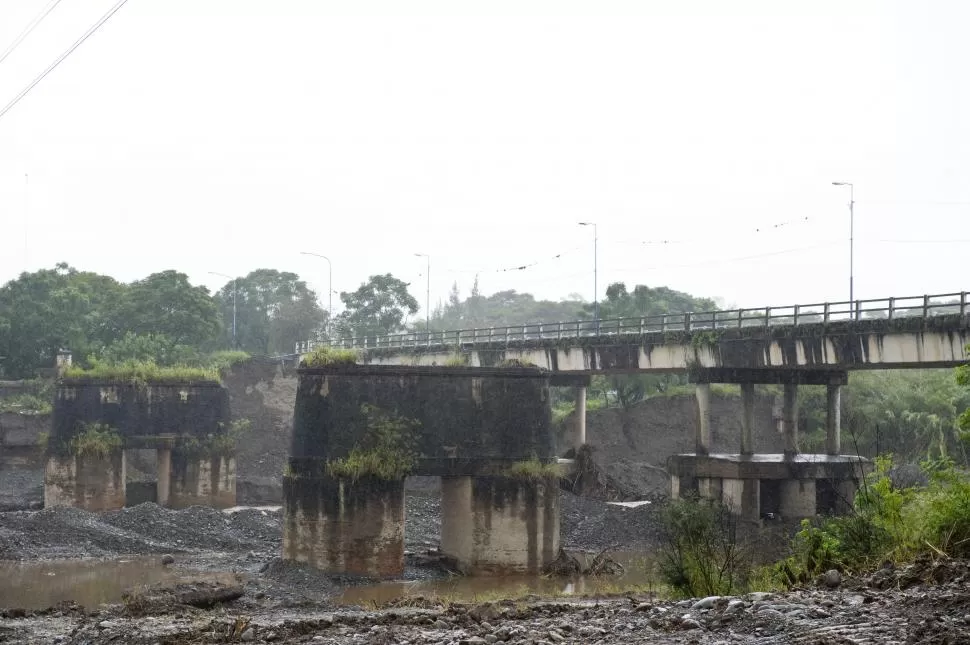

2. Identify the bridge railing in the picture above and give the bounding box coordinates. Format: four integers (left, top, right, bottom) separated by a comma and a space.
295, 291, 968, 353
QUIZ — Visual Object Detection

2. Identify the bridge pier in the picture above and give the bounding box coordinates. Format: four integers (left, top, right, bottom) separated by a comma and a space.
740, 383, 755, 455
441, 475, 559, 574
826, 384, 842, 455
572, 386, 587, 450
695, 383, 712, 455
782, 383, 799, 458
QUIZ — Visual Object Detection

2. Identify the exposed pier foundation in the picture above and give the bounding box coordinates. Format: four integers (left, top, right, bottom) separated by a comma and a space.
43, 451, 126, 511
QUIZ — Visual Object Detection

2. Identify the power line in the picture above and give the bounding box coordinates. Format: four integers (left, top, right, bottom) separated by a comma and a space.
0, 0, 65, 67
0, 0, 130, 123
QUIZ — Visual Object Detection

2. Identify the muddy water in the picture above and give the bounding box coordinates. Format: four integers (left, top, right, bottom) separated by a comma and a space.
0, 558, 240, 610
338, 552, 658, 606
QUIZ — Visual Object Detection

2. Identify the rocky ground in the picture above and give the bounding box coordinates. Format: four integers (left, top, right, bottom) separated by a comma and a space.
2, 557, 969, 644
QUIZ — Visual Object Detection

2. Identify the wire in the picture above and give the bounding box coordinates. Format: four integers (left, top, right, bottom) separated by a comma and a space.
606, 216, 813, 246
0, 0, 130, 123
607, 242, 840, 272
0, 0, 64, 67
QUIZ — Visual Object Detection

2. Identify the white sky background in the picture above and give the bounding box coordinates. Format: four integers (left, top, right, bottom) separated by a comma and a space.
0, 0, 967, 319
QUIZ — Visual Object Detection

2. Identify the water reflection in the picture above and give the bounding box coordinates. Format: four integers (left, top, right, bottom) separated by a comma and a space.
0, 558, 239, 610
338, 552, 656, 606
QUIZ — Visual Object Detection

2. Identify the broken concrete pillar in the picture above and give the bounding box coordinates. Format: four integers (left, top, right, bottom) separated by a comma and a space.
697, 476, 722, 501
780, 479, 816, 518
283, 473, 405, 577
168, 454, 236, 509
572, 386, 587, 451
740, 383, 755, 455
156, 446, 172, 507
44, 451, 126, 511
826, 384, 842, 455
440, 475, 559, 574
782, 383, 799, 458
695, 383, 712, 455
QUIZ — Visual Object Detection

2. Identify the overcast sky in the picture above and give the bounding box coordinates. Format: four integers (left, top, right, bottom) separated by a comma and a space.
0, 0, 967, 318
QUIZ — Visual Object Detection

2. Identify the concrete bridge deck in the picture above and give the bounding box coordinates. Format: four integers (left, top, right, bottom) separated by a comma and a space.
297, 292, 969, 376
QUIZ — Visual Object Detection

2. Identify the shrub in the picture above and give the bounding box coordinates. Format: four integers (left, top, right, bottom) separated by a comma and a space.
69, 423, 122, 459
63, 360, 219, 385
658, 497, 751, 598
300, 346, 358, 368
326, 404, 418, 481
505, 457, 561, 481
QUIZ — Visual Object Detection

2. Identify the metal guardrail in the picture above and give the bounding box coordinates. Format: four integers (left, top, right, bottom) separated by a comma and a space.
296, 292, 969, 353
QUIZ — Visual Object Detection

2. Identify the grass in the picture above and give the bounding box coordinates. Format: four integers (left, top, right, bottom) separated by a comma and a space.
301, 346, 359, 368
0, 392, 52, 414
63, 360, 220, 385
68, 422, 122, 459
175, 418, 250, 458
505, 457, 561, 481
326, 449, 415, 481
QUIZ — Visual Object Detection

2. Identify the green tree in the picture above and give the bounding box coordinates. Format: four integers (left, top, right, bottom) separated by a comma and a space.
587, 282, 717, 320
334, 274, 419, 340
958, 346, 970, 442
213, 269, 327, 355
0, 264, 124, 378
112, 270, 221, 348
98, 332, 202, 366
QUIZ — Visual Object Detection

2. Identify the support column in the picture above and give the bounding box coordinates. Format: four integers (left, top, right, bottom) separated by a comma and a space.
440, 475, 559, 574
740, 383, 755, 455
780, 479, 816, 518
782, 383, 799, 458
825, 384, 842, 455
572, 386, 587, 451
44, 450, 126, 511
156, 446, 172, 508
169, 452, 237, 509
695, 383, 712, 455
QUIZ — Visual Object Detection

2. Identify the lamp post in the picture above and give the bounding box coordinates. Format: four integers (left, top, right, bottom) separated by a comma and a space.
578, 222, 599, 324
831, 182, 855, 310
300, 251, 333, 331
209, 271, 237, 349
414, 253, 430, 334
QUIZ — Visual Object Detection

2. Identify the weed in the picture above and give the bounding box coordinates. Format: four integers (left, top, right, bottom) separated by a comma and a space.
504, 456, 561, 481
63, 361, 220, 385
301, 346, 359, 368
326, 404, 419, 481
68, 422, 122, 459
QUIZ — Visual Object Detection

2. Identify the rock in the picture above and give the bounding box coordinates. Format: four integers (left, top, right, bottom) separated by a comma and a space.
635, 602, 653, 612
679, 617, 702, 630
161, 554, 175, 566
724, 600, 746, 615
547, 630, 565, 642
460, 638, 488, 645
691, 596, 720, 610
823, 569, 842, 588
265, 632, 278, 642
434, 620, 449, 629
747, 592, 773, 602
484, 635, 497, 644
493, 626, 511, 641
240, 627, 255, 641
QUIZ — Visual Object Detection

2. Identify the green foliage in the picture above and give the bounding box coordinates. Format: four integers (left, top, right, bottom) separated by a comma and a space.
334, 274, 419, 340
63, 360, 220, 385
425, 278, 587, 331
444, 353, 468, 367
326, 404, 419, 481
0, 379, 54, 414
213, 269, 328, 354
657, 497, 751, 598
957, 346, 970, 441
176, 418, 250, 458
300, 346, 358, 368
504, 457, 561, 481
585, 282, 717, 321
69, 423, 122, 459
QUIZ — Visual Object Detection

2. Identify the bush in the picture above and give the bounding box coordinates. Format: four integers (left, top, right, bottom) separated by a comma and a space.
69, 423, 122, 459
658, 497, 751, 598
326, 404, 418, 481
63, 360, 220, 385
504, 456, 561, 481
300, 346, 358, 368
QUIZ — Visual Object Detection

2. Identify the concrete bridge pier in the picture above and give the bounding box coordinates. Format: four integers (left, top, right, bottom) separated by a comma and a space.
826, 384, 842, 455
156, 444, 172, 507
44, 451, 127, 511
782, 383, 799, 458
572, 386, 587, 451
740, 383, 755, 455
695, 383, 712, 454
441, 475, 559, 574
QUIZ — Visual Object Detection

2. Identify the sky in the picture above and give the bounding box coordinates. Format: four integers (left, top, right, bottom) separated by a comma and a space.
0, 0, 967, 319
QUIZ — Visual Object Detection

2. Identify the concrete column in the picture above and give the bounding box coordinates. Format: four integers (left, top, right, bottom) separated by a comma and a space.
741, 479, 761, 522
825, 384, 842, 455
282, 472, 405, 577
697, 477, 722, 501
44, 451, 126, 511
721, 478, 744, 513
169, 454, 237, 509
440, 475, 560, 574
740, 383, 755, 455
572, 386, 587, 451
695, 383, 712, 455
782, 383, 799, 458
780, 479, 816, 518
156, 446, 172, 507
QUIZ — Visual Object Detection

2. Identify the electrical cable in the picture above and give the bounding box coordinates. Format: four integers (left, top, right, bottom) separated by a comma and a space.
0, 0, 130, 123
0, 0, 65, 67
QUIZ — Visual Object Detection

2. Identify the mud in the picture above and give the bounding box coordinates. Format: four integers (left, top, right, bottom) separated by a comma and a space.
2, 558, 969, 644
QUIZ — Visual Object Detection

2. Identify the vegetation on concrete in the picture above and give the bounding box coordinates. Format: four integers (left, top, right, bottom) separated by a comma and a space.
504, 456, 561, 481
0, 379, 53, 414
443, 353, 469, 367
63, 360, 220, 385
300, 346, 358, 368
175, 418, 251, 458
67, 422, 123, 459
326, 404, 419, 481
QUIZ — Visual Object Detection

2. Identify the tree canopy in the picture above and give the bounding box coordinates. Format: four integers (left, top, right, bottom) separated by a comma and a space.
334, 274, 420, 340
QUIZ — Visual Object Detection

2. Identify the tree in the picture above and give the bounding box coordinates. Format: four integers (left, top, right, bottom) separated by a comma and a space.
112, 270, 221, 348
97, 332, 202, 366
0, 264, 124, 378
334, 274, 419, 340
587, 282, 717, 320
958, 347, 970, 443
213, 269, 327, 355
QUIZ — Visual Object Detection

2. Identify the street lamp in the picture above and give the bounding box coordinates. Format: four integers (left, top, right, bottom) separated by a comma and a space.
831, 182, 855, 310
209, 271, 237, 349
300, 252, 333, 329
578, 222, 599, 324
414, 253, 430, 334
